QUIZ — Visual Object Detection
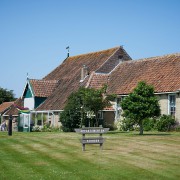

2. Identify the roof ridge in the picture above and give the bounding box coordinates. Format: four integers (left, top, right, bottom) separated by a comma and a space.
120, 52, 180, 66
134, 53, 180, 62
67, 46, 120, 59
30, 79, 58, 83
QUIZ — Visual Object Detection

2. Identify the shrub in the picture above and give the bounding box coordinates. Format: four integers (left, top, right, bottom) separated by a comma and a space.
156, 115, 175, 132
41, 124, 51, 132
115, 120, 123, 131
143, 118, 156, 131
133, 124, 140, 131
175, 125, 180, 132
104, 123, 117, 131
32, 125, 42, 132
32, 125, 61, 132
117, 118, 135, 131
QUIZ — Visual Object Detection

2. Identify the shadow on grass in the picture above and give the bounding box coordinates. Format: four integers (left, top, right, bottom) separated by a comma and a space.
139, 133, 172, 136
107, 131, 172, 136
107, 131, 129, 135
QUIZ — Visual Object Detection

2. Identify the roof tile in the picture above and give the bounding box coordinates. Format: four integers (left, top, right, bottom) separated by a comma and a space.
0, 102, 14, 114
30, 79, 59, 97
107, 53, 180, 94
37, 46, 126, 110
4, 98, 23, 116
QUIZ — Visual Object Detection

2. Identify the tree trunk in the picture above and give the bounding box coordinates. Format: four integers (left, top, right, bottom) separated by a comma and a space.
139, 120, 143, 135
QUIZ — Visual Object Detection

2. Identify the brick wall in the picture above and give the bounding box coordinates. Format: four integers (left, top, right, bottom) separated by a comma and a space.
96, 47, 132, 74
158, 94, 168, 115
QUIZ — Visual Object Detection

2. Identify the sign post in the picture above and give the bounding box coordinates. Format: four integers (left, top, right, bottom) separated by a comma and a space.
75, 126, 109, 151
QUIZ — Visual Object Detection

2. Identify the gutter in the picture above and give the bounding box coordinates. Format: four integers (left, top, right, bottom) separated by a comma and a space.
31, 110, 63, 113
154, 90, 180, 95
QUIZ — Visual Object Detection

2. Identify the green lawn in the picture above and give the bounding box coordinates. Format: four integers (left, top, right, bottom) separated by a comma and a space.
0, 131, 179, 180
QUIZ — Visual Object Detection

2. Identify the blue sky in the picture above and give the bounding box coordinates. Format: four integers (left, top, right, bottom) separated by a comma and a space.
0, 0, 180, 98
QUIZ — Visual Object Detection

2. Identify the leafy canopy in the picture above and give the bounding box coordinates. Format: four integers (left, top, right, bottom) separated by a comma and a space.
121, 81, 160, 135
60, 87, 111, 132
0, 87, 16, 104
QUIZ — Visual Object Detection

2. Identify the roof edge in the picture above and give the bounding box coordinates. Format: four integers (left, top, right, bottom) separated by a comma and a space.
66, 46, 120, 60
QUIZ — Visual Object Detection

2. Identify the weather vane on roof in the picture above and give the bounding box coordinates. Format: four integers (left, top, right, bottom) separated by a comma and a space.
66, 46, 70, 57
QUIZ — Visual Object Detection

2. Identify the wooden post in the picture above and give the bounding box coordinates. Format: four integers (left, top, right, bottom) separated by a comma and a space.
100, 143, 103, 150
82, 144, 85, 151
8, 115, 12, 136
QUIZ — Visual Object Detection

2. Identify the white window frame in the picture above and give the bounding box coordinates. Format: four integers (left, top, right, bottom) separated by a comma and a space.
168, 94, 176, 117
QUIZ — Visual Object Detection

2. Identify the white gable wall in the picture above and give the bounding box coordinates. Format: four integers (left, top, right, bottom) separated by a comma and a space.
24, 97, 34, 110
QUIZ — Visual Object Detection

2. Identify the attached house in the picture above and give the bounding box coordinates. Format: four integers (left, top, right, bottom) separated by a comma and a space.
5, 46, 180, 130
106, 53, 180, 122
0, 102, 14, 123
1, 100, 20, 131
23, 79, 59, 110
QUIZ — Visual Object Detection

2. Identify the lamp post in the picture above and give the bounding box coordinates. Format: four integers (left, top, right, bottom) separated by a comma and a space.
8, 115, 12, 136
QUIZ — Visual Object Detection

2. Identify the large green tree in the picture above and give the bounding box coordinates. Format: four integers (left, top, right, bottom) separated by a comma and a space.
121, 81, 160, 135
0, 87, 16, 104
60, 87, 111, 132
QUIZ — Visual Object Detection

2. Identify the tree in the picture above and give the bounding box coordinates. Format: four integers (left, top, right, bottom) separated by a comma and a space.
121, 81, 160, 135
60, 87, 111, 132
0, 87, 16, 104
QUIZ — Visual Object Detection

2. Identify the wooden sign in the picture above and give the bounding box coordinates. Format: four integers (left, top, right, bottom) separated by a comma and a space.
75, 127, 109, 151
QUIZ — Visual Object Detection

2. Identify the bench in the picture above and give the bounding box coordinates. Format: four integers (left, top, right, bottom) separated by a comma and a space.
75, 126, 109, 151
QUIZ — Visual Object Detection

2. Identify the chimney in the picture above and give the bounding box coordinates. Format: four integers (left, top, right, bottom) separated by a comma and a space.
80, 65, 89, 82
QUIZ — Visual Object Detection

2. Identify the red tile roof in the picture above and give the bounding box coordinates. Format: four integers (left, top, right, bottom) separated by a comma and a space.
4, 98, 23, 116
35, 46, 180, 112
107, 53, 180, 94
29, 79, 59, 97
37, 46, 129, 110
0, 102, 14, 114
87, 72, 109, 90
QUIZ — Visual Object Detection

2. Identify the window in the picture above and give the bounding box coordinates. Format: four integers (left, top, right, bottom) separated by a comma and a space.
98, 111, 103, 119
115, 97, 125, 120
169, 94, 176, 117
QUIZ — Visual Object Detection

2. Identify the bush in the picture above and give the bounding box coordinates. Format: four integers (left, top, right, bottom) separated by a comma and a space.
104, 123, 117, 131
116, 118, 135, 131
32, 125, 42, 132
175, 125, 180, 132
41, 124, 51, 132
143, 118, 156, 131
115, 120, 123, 131
156, 115, 175, 132
32, 125, 61, 132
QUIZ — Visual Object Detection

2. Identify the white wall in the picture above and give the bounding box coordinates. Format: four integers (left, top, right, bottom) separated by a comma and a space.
24, 97, 34, 110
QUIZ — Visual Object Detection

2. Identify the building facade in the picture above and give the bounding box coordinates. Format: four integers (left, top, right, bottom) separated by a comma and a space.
4, 47, 180, 129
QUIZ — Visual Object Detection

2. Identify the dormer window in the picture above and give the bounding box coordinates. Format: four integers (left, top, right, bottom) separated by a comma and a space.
118, 55, 123, 63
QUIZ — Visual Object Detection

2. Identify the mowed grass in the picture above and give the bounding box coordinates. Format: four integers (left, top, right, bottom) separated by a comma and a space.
0, 131, 179, 180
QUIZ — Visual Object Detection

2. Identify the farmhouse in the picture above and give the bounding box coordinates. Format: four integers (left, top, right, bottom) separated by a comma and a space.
4, 46, 180, 130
